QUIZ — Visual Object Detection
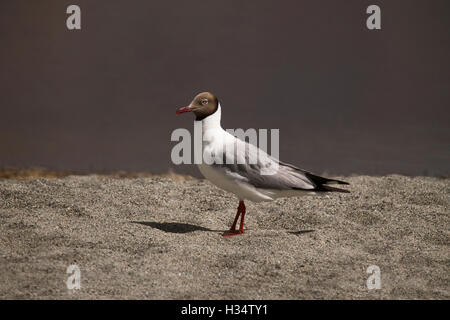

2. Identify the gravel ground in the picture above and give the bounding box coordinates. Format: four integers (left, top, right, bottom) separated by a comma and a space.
0, 175, 448, 299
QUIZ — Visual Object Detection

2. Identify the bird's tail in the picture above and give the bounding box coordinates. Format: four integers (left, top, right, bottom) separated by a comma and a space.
279, 161, 350, 193
304, 172, 350, 193
305, 172, 349, 186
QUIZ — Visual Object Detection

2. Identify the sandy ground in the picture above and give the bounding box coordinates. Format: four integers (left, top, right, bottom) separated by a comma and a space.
0, 175, 448, 299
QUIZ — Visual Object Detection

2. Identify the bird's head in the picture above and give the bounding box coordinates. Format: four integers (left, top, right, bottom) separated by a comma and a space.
176, 92, 219, 121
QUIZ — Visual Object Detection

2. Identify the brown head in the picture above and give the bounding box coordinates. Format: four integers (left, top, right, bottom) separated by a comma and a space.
176, 92, 219, 121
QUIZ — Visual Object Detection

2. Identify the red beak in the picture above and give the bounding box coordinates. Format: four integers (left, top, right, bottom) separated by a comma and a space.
176, 105, 194, 114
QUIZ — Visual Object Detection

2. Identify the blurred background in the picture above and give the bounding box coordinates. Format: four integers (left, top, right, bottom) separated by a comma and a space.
0, 0, 448, 177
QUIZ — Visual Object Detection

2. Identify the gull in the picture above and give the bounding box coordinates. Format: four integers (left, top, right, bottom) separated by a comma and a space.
176, 92, 349, 236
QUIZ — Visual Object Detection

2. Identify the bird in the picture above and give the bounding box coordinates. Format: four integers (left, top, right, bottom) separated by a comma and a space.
176, 92, 349, 237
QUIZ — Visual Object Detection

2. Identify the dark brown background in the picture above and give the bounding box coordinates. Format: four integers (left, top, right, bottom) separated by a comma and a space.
1, 0, 448, 176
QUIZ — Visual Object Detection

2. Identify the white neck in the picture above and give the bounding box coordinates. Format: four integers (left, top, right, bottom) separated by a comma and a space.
197, 104, 222, 131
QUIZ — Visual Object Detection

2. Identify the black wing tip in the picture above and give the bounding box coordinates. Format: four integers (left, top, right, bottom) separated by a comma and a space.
304, 172, 350, 186
280, 162, 350, 185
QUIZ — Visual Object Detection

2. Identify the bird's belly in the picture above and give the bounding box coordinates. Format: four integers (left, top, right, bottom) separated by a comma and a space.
197, 164, 272, 202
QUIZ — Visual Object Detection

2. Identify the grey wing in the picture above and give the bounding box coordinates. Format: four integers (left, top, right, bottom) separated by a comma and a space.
213, 139, 316, 191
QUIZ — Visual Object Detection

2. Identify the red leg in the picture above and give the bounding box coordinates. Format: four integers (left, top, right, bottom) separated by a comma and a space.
230, 208, 241, 231
238, 203, 246, 234
223, 201, 246, 237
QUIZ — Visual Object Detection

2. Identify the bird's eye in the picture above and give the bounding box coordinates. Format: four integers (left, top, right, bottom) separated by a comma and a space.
201, 98, 209, 105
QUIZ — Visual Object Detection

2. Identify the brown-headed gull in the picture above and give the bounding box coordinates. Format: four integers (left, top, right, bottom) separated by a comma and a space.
176, 92, 349, 236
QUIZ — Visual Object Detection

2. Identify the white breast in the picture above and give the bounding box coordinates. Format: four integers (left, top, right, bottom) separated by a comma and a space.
195, 104, 275, 202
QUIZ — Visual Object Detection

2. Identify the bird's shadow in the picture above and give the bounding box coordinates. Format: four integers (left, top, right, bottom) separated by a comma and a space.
288, 230, 315, 235
131, 221, 222, 234
132, 221, 315, 236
